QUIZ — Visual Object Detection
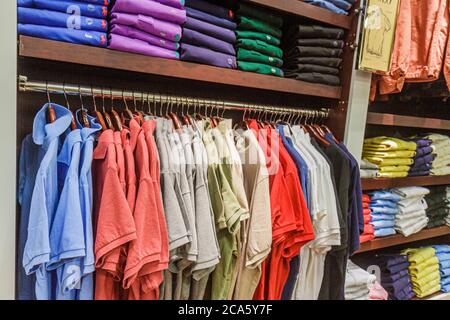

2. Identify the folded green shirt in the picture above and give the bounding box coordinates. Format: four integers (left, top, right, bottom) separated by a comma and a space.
238, 2, 283, 29
236, 38, 283, 58
237, 61, 284, 77
235, 30, 281, 46
237, 48, 283, 67
237, 16, 282, 39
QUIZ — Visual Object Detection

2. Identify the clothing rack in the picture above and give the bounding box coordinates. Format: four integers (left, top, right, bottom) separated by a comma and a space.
18, 75, 330, 119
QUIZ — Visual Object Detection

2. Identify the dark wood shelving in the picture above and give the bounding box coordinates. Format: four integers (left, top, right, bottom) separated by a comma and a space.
247, 0, 352, 29
18, 36, 342, 99
356, 226, 450, 253
361, 175, 450, 191
366, 112, 450, 130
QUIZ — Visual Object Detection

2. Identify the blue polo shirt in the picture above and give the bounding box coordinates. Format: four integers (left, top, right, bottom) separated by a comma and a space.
23, 103, 72, 300
18, 0, 108, 19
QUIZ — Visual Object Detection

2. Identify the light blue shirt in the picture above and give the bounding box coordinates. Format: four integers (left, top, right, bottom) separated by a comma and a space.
374, 228, 396, 238
370, 213, 396, 221
369, 190, 401, 202
370, 206, 398, 215
441, 269, 450, 278
47, 127, 85, 300
434, 245, 450, 254
75, 111, 101, 300
17, 135, 41, 300
371, 219, 396, 229
370, 199, 398, 208
23, 103, 72, 300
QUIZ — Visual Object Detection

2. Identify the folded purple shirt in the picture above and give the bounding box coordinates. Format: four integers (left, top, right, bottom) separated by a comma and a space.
186, 7, 236, 30
415, 146, 433, 157
408, 170, 430, 177
185, 0, 233, 21
413, 153, 435, 165
410, 162, 432, 172
381, 269, 410, 283
108, 33, 179, 60
184, 16, 236, 44
111, 0, 187, 25
111, 24, 179, 50
153, 0, 184, 9
414, 139, 433, 148
182, 27, 235, 55
110, 12, 182, 42
180, 43, 236, 69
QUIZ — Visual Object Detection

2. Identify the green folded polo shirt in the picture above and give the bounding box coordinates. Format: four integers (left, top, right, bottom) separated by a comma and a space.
237, 61, 284, 77
238, 2, 283, 29
236, 38, 283, 59
235, 30, 281, 46
237, 48, 283, 67
237, 16, 282, 39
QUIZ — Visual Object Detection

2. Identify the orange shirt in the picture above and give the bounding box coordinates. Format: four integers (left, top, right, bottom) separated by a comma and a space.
93, 130, 136, 300
121, 128, 137, 213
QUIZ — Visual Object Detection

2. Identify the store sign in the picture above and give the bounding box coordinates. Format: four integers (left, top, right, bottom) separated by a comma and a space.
359, 0, 400, 73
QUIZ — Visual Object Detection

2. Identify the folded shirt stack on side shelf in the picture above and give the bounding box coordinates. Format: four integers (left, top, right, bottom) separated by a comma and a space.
352, 254, 415, 300
407, 138, 433, 177
368, 190, 401, 238
108, 0, 187, 59
427, 134, 450, 176
447, 186, 450, 227
392, 187, 430, 237
360, 160, 379, 178
344, 261, 377, 300
363, 137, 417, 178
425, 186, 450, 229
402, 247, 441, 299
360, 193, 375, 243
305, 0, 356, 15
235, 2, 284, 76
180, 0, 237, 68
434, 245, 450, 293
17, 0, 108, 47
283, 24, 344, 86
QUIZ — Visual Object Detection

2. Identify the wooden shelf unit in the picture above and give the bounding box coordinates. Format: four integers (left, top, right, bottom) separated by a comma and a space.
247, 0, 352, 29
361, 175, 450, 191
18, 36, 342, 99
356, 226, 450, 253
366, 112, 450, 130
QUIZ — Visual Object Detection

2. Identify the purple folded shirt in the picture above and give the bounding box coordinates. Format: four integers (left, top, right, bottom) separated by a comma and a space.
408, 170, 430, 177
382, 269, 410, 283
185, 0, 233, 21
410, 162, 432, 172
108, 33, 179, 60
186, 7, 236, 30
413, 153, 435, 165
111, 24, 179, 50
184, 16, 236, 44
416, 146, 433, 157
180, 43, 236, 69
111, 0, 187, 25
153, 0, 185, 9
110, 12, 182, 42
414, 139, 433, 148
182, 27, 235, 55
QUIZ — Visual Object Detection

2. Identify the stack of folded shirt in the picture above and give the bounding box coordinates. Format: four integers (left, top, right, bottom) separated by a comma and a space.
392, 187, 430, 237
353, 254, 415, 300
402, 247, 441, 298
368, 190, 401, 238
180, 0, 237, 68
17, 0, 108, 47
363, 137, 417, 178
360, 193, 375, 243
408, 138, 433, 177
305, 0, 356, 15
427, 134, 450, 176
344, 260, 376, 300
283, 24, 344, 86
108, 0, 186, 59
434, 245, 450, 293
234, 2, 284, 76
425, 186, 450, 229
447, 186, 450, 227
360, 159, 379, 178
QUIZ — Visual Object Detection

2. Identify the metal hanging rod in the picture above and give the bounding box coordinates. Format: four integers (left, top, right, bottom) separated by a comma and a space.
18, 75, 331, 117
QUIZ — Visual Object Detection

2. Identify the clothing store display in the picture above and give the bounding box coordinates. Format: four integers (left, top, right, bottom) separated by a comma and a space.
235, 3, 284, 77
367, 190, 400, 238
283, 24, 344, 86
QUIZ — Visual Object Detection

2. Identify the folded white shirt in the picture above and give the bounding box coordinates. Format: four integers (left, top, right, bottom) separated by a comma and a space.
345, 261, 377, 289
361, 169, 378, 178
398, 199, 428, 214
398, 197, 427, 210
396, 209, 427, 222
395, 217, 428, 237
392, 186, 430, 199
395, 213, 428, 229
360, 159, 379, 170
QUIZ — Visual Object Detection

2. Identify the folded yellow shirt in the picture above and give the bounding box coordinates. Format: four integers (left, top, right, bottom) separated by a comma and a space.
402, 247, 436, 264
378, 165, 411, 173
410, 263, 439, 279
411, 270, 440, 288
364, 137, 417, 151
413, 279, 441, 298
363, 157, 414, 166
377, 172, 409, 178
363, 150, 416, 158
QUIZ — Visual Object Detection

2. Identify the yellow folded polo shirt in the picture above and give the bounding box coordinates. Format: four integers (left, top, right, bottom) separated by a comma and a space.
402, 247, 436, 265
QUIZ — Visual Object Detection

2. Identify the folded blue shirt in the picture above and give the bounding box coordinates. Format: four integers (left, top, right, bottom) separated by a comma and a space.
374, 227, 396, 238
18, 24, 107, 47
18, 7, 108, 32
18, 0, 108, 19
440, 260, 450, 269
442, 275, 450, 286
304, 0, 349, 15
434, 245, 450, 254
437, 252, 450, 262
324, 0, 353, 10
441, 268, 450, 277
371, 219, 396, 229
369, 190, 402, 202
442, 283, 450, 293
370, 206, 398, 215
371, 199, 399, 208
370, 213, 396, 221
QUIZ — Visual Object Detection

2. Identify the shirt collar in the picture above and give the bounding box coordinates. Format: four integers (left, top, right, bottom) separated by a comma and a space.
76, 109, 102, 141
33, 103, 73, 145
58, 129, 82, 166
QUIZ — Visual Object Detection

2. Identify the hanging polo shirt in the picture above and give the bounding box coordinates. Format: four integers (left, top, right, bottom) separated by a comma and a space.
121, 128, 137, 213
237, 48, 283, 68
93, 130, 137, 300
76, 112, 101, 300
237, 16, 282, 39
23, 103, 72, 300
235, 30, 281, 46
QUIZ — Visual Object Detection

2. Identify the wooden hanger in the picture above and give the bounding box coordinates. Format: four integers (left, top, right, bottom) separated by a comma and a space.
62, 83, 77, 130
132, 90, 145, 125
101, 88, 113, 130
304, 111, 329, 146
78, 85, 91, 128
181, 97, 193, 126
109, 89, 122, 131
46, 82, 56, 124
195, 99, 206, 121
121, 89, 134, 127
167, 96, 182, 130
91, 85, 107, 131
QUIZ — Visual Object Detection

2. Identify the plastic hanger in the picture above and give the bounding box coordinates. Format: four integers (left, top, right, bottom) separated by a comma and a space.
91, 85, 107, 131
62, 83, 77, 130
101, 88, 113, 130
45, 81, 56, 123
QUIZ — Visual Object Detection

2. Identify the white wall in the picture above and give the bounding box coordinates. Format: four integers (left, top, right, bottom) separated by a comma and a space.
0, 0, 17, 300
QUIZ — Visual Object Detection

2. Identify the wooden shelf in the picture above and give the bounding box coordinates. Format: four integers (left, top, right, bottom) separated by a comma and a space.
366, 112, 450, 130
361, 175, 450, 191
356, 226, 450, 253
18, 36, 342, 99
247, 0, 352, 29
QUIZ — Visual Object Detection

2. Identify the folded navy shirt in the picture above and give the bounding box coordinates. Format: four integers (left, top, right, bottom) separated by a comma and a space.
180, 43, 237, 69
381, 269, 410, 283
186, 7, 236, 30
184, 16, 236, 44
185, 0, 233, 21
